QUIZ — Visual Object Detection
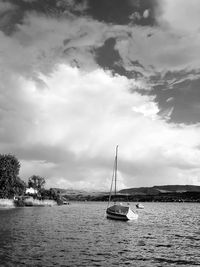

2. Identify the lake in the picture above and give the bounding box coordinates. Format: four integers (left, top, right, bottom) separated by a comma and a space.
0, 202, 200, 266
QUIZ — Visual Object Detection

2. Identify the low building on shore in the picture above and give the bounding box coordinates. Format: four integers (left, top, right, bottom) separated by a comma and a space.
25, 187, 38, 195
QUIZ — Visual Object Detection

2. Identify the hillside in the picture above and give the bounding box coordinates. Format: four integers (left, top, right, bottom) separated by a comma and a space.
52, 188, 107, 200
119, 185, 200, 195
53, 185, 200, 202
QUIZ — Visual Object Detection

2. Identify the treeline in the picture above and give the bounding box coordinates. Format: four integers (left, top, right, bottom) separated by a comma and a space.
62, 192, 200, 202
0, 153, 59, 200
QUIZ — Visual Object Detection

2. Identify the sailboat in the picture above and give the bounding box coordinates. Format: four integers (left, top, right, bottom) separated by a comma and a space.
106, 146, 138, 221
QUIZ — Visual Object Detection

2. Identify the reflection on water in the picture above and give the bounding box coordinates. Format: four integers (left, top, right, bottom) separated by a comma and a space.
0, 202, 200, 266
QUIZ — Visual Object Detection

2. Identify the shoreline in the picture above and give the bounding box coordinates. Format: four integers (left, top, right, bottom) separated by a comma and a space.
0, 197, 57, 208
0, 199, 15, 208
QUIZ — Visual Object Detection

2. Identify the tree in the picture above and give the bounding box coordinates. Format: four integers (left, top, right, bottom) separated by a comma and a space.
0, 154, 25, 198
12, 176, 26, 196
28, 175, 46, 191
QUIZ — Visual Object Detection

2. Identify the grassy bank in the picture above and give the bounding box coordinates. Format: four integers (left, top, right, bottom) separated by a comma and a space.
22, 197, 57, 207
0, 199, 15, 208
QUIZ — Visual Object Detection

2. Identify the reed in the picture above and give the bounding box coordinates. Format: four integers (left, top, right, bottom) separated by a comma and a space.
0, 198, 15, 207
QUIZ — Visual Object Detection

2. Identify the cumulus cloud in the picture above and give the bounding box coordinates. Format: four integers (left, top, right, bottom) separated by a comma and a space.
0, 12, 131, 77
4, 3, 199, 80
1, 63, 200, 189
0, 12, 120, 79
2, 1, 200, 77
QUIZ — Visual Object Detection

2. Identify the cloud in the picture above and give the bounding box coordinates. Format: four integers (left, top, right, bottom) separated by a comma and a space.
132, 100, 159, 120
129, 12, 141, 21
0, 13, 108, 77
0, 11, 133, 79
5, 2, 199, 79
115, 26, 200, 75
2, 1, 200, 77
157, 0, 200, 33
22, 0, 38, 2
0, 1, 16, 13
159, 107, 174, 121
1, 63, 200, 189
56, 0, 89, 13
1, 1, 200, 190
143, 9, 150, 18
106, 0, 200, 79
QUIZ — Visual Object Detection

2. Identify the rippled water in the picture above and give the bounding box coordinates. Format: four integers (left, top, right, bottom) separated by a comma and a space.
0, 202, 200, 266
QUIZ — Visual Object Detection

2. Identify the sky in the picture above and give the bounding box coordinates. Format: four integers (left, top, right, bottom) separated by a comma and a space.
1, 0, 200, 190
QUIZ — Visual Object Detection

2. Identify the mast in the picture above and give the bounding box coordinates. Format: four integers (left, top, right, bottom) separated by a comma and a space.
107, 163, 115, 208
107, 145, 119, 208
114, 145, 118, 196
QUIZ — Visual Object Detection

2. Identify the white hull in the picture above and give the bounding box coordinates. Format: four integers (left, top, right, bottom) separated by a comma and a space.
126, 208, 139, 220
106, 205, 138, 221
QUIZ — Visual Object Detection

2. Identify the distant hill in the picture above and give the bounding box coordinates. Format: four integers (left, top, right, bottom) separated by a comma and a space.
52, 185, 200, 197
119, 185, 200, 195
51, 185, 200, 202
51, 188, 107, 197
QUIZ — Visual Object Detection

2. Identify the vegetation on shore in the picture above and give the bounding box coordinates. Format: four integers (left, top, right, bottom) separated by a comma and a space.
1, 153, 200, 203
59, 185, 200, 202
60, 191, 200, 202
0, 154, 25, 198
0, 154, 62, 203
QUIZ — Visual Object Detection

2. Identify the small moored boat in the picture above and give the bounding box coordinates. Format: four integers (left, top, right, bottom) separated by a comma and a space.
136, 203, 144, 209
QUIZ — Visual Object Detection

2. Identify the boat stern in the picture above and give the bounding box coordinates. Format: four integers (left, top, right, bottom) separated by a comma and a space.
127, 208, 138, 220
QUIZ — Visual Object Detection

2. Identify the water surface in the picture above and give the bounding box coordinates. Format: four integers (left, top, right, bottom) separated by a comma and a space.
0, 202, 200, 266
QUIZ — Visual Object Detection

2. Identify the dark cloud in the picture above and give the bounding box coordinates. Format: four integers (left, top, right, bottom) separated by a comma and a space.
0, 2, 21, 34
0, 0, 88, 35
151, 72, 200, 124
86, 0, 157, 26
0, 0, 158, 33
170, 78, 200, 124
95, 38, 120, 69
95, 37, 143, 78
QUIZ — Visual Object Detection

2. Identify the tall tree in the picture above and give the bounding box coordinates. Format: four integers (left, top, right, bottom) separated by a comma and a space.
28, 175, 46, 191
0, 154, 25, 198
